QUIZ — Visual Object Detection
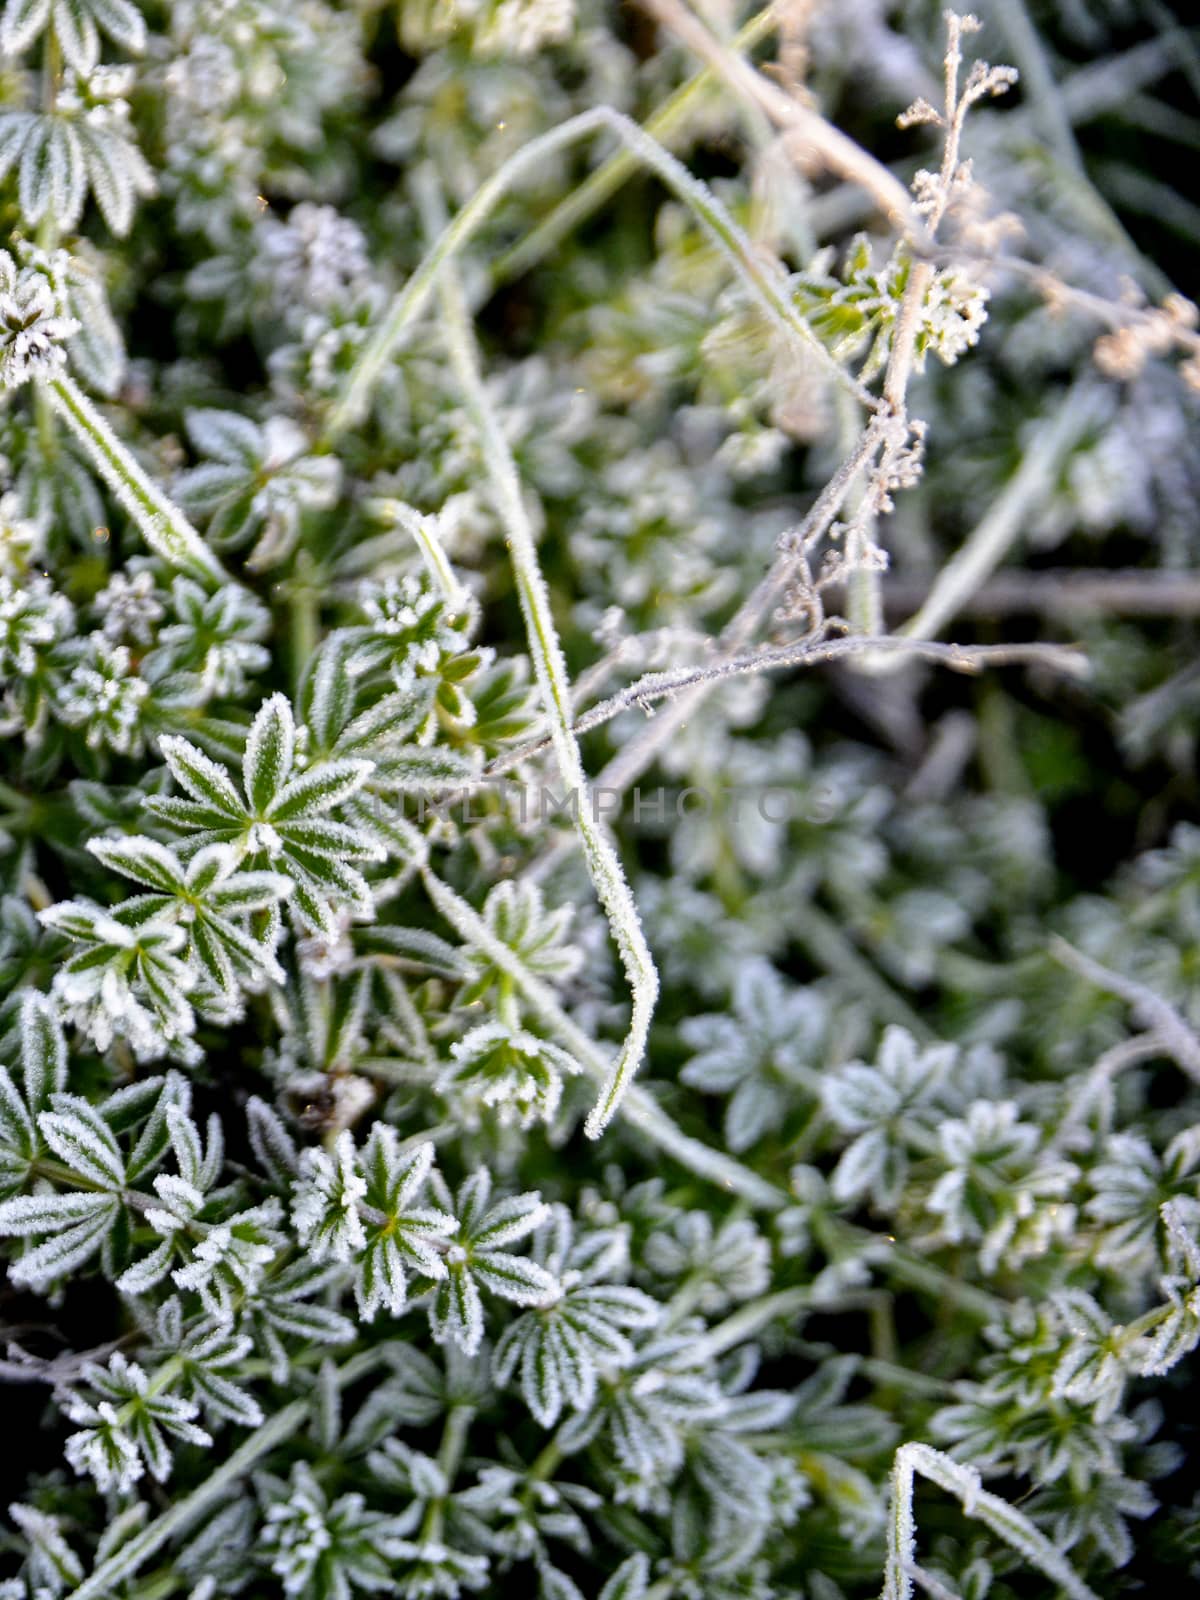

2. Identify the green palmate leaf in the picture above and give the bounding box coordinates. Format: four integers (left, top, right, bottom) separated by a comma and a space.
20, 990, 67, 1108
115, 1077, 189, 1183
0, 1188, 119, 1234
52, 0, 99, 75
371, 743, 478, 792
336, 690, 426, 756
39, 898, 197, 1060
147, 693, 382, 935
290, 1127, 456, 1324
177, 1325, 263, 1429
0, 998, 67, 1203
87, 837, 289, 999
0, 90, 153, 236
175, 413, 339, 570
427, 1169, 558, 1357
270, 759, 375, 822
90, 835, 188, 893
244, 1256, 358, 1382
356, 1141, 455, 1320
299, 635, 358, 752
245, 1097, 300, 1187
297, 633, 480, 810
5, 0, 146, 73
78, 0, 144, 50
440, 1021, 582, 1128
0, 1071, 41, 1192
495, 1277, 660, 1427
19, 118, 84, 228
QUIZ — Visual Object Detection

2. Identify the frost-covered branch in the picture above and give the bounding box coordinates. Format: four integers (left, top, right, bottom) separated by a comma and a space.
883, 1442, 1100, 1600
436, 256, 659, 1138
484, 632, 1088, 777
1051, 938, 1200, 1085
46, 375, 228, 587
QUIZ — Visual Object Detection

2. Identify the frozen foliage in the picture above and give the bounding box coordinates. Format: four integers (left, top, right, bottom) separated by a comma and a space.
0, 3, 1199, 1600
0, 249, 78, 388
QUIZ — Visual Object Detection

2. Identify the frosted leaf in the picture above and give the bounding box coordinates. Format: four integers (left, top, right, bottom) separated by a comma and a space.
7, 1501, 85, 1595
94, 569, 165, 645
147, 692, 381, 936
643, 1212, 769, 1315
260, 1461, 415, 1598
0, 249, 79, 387
291, 1130, 368, 1263
40, 899, 197, 1062
440, 1021, 583, 1129
0, 0, 145, 71
824, 1027, 957, 1209
494, 1274, 660, 1426
0, 574, 73, 680
680, 960, 829, 1152
63, 1352, 211, 1492
256, 202, 371, 314
428, 1170, 557, 1356
59, 638, 150, 756
174, 412, 339, 571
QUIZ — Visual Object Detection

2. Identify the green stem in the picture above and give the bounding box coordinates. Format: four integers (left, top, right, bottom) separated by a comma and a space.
881, 1242, 1008, 1324
37, 27, 62, 247
420, 1403, 474, 1543
661, 1272, 708, 1330
858, 1356, 957, 1398
45, 374, 227, 587
122, 1573, 184, 1600
497, 973, 520, 1031
322, 106, 872, 446
693, 1286, 813, 1361
288, 550, 320, 699
436, 244, 659, 1139
527, 1428, 567, 1486
438, 1401, 473, 1477
492, 5, 778, 284
34, 383, 58, 460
